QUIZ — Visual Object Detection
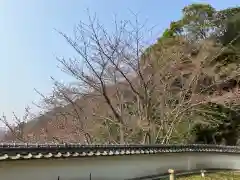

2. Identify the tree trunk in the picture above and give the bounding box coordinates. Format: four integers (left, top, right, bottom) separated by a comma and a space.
119, 124, 125, 144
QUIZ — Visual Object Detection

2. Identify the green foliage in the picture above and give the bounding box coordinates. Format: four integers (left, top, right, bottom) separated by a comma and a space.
219, 12, 240, 47
216, 6, 240, 21
181, 3, 216, 40
159, 3, 240, 43
159, 3, 216, 42
192, 102, 240, 145
161, 21, 183, 39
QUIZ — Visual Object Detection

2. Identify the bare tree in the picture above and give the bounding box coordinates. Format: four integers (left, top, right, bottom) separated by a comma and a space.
0, 107, 34, 142
34, 83, 94, 144
50, 12, 160, 144
49, 14, 163, 144
34, 11, 237, 145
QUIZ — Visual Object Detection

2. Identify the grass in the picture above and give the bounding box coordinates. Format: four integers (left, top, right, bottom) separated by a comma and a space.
177, 172, 240, 180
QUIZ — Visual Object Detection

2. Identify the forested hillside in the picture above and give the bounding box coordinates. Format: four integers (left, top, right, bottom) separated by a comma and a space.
1, 3, 240, 145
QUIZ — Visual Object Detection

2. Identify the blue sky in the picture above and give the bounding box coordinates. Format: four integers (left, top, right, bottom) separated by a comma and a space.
0, 0, 239, 124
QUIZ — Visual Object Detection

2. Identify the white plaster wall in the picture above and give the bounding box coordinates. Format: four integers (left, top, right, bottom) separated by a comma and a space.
0, 153, 239, 180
